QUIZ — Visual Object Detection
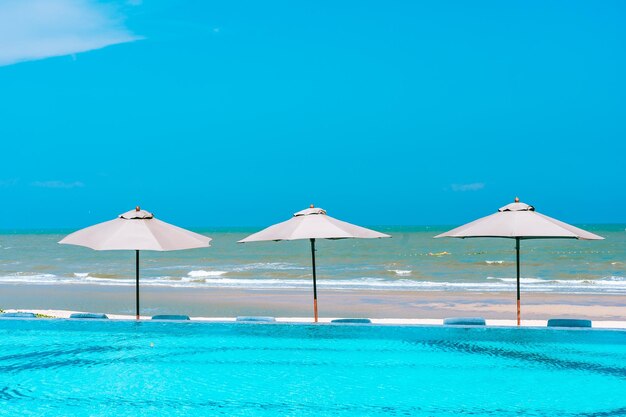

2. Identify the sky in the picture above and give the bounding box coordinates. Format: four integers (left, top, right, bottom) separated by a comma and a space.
0, 0, 624, 229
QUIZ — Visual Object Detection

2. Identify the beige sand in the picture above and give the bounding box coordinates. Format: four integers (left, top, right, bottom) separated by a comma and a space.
2, 283, 624, 328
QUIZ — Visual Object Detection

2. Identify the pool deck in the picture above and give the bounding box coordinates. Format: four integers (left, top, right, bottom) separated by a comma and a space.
6, 309, 626, 329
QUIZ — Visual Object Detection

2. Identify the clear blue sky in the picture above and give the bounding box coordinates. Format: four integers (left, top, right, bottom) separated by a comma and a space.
0, 0, 624, 229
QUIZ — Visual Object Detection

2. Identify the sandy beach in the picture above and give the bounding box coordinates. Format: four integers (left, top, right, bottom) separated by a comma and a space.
2, 283, 624, 328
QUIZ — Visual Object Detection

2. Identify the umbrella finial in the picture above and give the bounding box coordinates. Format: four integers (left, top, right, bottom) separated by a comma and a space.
310, 204, 314, 208
514, 197, 519, 203
136, 206, 140, 212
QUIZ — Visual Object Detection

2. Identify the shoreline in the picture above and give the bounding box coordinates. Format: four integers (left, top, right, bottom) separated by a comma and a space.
1, 283, 624, 324
3, 309, 626, 329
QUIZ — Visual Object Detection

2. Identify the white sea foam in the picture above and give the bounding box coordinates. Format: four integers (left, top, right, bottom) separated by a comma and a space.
187, 270, 228, 278
232, 262, 307, 272
83, 276, 134, 285
109, 275, 626, 293
0, 273, 66, 284
597, 275, 625, 282
489, 277, 549, 284
1, 271, 625, 294
484, 276, 626, 292
389, 270, 412, 276
485, 260, 505, 265
6, 273, 57, 280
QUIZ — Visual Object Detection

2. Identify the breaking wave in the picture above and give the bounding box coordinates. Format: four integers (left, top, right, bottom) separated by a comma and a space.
388, 270, 412, 276
0, 272, 624, 294
187, 270, 228, 278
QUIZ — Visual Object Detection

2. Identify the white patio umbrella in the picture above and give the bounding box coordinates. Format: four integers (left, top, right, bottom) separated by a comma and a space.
435, 198, 603, 325
239, 205, 391, 322
59, 207, 211, 319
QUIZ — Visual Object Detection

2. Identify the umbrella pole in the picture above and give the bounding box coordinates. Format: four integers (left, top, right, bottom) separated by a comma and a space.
516, 237, 521, 326
136, 250, 140, 320
310, 238, 318, 323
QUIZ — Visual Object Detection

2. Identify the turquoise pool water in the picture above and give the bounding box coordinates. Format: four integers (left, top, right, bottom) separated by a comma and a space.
0, 320, 625, 416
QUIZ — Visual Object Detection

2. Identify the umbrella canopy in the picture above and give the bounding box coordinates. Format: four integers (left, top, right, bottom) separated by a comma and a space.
59, 207, 211, 318
434, 200, 602, 240
60, 208, 211, 251
435, 198, 603, 325
239, 205, 390, 321
239, 207, 389, 242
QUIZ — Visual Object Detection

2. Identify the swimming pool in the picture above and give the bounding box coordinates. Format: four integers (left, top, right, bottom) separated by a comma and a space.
0, 320, 624, 416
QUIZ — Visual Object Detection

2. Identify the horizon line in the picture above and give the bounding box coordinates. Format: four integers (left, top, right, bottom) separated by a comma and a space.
0, 222, 623, 234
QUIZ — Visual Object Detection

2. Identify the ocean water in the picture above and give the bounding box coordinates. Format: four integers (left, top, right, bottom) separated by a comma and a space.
0, 320, 624, 417
0, 225, 624, 294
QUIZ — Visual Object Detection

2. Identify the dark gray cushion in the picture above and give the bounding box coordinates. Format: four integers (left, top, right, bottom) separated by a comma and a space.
444, 317, 486, 326
151, 315, 190, 320
236, 316, 276, 323
0, 312, 36, 318
547, 318, 592, 328
70, 313, 108, 319
331, 318, 372, 324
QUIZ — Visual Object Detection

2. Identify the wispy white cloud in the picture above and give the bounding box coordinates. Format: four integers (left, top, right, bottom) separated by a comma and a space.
0, 0, 142, 67
31, 180, 84, 189
451, 182, 485, 192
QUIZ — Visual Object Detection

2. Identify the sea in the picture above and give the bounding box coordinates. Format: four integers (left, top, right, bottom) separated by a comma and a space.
0, 225, 624, 295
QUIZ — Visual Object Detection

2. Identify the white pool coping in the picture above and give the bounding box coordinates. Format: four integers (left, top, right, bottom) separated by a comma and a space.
3, 309, 626, 329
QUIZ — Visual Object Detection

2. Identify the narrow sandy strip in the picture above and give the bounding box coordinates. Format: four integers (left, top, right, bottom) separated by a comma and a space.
3, 285, 625, 323
5, 309, 626, 329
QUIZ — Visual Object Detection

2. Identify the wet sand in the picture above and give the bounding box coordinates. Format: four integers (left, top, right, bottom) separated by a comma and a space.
1, 283, 624, 321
